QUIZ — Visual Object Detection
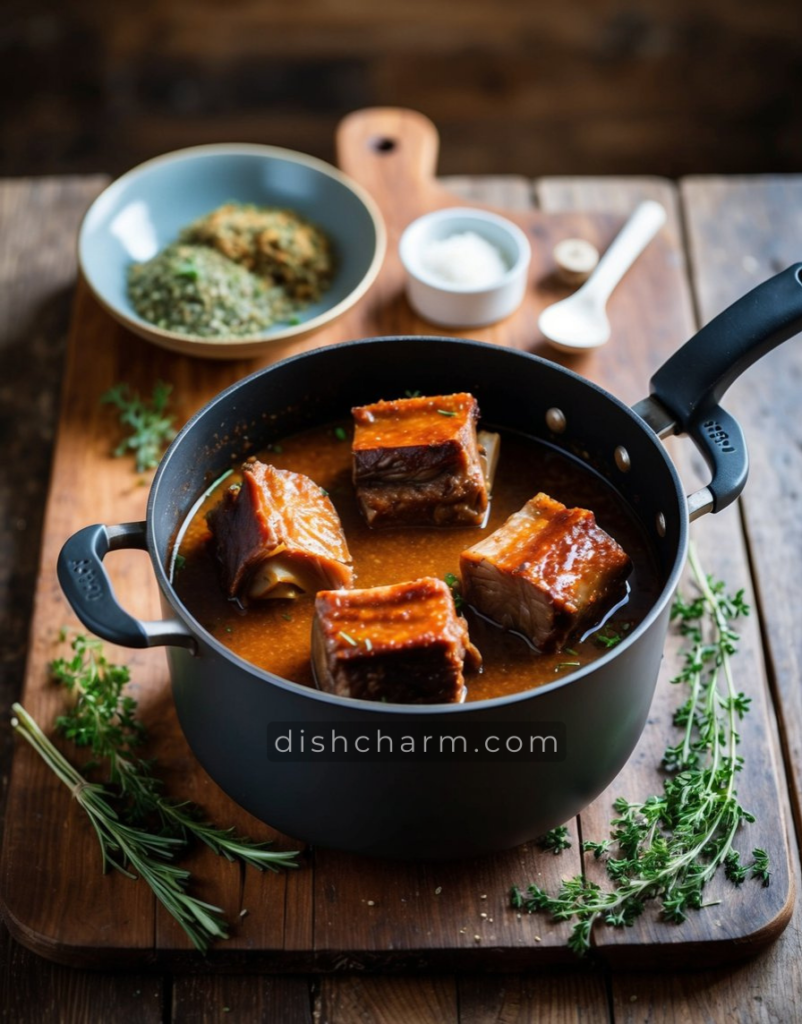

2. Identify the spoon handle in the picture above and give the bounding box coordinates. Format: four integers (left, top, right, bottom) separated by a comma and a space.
582, 200, 667, 304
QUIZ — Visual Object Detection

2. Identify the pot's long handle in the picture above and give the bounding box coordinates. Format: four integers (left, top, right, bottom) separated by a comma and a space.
57, 522, 196, 650
634, 262, 802, 516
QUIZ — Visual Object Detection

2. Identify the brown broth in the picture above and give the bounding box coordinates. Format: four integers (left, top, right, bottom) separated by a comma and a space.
172, 421, 662, 701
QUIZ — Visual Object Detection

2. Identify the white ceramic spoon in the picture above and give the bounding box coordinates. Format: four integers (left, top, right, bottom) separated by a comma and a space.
538, 199, 667, 352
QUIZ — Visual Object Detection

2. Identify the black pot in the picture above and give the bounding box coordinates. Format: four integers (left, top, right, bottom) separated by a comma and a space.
58, 264, 802, 859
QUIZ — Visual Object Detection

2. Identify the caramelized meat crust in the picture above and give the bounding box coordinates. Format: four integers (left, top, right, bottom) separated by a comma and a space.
312, 576, 482, 704
207, 460, 353, 601
351, 393, 490, 527
460, 492, 631, 651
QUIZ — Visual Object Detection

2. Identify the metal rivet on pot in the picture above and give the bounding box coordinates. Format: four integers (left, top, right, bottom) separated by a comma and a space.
655, 511, 666, 537
614, 446, 631, 472
546, 408, 567, 433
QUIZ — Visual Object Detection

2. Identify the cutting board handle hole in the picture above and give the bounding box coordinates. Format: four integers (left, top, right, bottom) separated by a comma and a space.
370, 136, 397, 154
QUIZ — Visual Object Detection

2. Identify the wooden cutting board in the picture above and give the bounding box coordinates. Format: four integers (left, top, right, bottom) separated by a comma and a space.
0, 108, 793, 970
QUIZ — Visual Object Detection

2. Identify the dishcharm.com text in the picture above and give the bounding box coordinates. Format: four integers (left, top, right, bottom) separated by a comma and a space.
267, 722, 566, 762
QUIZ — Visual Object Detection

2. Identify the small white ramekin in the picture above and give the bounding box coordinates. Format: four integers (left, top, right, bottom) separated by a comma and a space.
398, 207, 531, 328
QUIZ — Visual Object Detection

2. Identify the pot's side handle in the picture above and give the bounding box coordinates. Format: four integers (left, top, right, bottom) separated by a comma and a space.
634, 262, 802, 516
57, 522, 196, 651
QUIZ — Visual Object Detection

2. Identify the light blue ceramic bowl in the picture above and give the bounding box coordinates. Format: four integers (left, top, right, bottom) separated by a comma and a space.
78, 144, 386, 359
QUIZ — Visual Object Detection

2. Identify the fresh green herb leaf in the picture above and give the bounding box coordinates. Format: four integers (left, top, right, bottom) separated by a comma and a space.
338, 630, 358, 647
537, 825, 572, 854
174, 554, 186, 572
511, 542, 766, 955
281, 613, 293, 622
582, 839, 612, 859
333, 426, 348, 442
50, 634, 142, 760
444, 572, 465, 611
404, 389, 422, 398
102, 381, 177, 473
554, 661, 581, 672
750, 847, 771, 887
437, 409, 458, 417
595, 628, 623, 649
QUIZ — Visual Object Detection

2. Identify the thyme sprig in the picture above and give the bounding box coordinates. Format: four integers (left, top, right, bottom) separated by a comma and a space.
511, 542, 769, 955
13, 633, 298, 952
102, 380, 177, 472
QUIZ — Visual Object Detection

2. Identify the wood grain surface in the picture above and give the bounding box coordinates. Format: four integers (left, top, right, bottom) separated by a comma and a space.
7, 0, 802, 183
0, 118, 800, 1021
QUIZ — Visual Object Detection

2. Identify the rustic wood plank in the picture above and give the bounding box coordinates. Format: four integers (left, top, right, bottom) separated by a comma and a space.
680, 176, 802, 831
533, 176, 802, 1016
0, 175, 166, 1024
618, 172, 802, 1023
0, 927, 165, 1024
172, 974, 313, 1023
8, 0, 802, 180
0, 176, 107, 833
440, 176, 533, 211
533, 177, 794, 965
610, 954, 800, 1024
0, 277, 315, 965
457, 973, 611, 1024
320, 975, 457, 1024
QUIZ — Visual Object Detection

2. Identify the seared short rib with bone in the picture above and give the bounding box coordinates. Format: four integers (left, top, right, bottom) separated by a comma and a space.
460, 492, 631, 651
207, 460, 353, 601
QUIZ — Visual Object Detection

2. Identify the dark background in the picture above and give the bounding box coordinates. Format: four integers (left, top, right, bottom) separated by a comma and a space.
3, 0, 801, 179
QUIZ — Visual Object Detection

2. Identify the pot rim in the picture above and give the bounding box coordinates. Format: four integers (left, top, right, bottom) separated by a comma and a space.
147, 335, 689, 714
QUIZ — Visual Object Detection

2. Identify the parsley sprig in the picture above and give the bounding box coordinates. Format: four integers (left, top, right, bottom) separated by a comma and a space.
511, 542, 769, 955
102, 380, 177, 472
12, 633, 298, 952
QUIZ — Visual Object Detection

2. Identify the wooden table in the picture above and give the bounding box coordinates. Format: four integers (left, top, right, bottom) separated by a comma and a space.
1, 170, 801, 1021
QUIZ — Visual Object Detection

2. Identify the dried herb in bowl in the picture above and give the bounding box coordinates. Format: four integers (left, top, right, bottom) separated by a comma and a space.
127, 202, 335, 338
128, 243, 294, 337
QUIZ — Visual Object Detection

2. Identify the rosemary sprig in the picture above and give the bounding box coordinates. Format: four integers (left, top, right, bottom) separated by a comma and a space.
13, 633, 298, 952
51, 632, 297, 867
102, 380, 177, 472
11, 703, 228, 952
511, 542, 769, 955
